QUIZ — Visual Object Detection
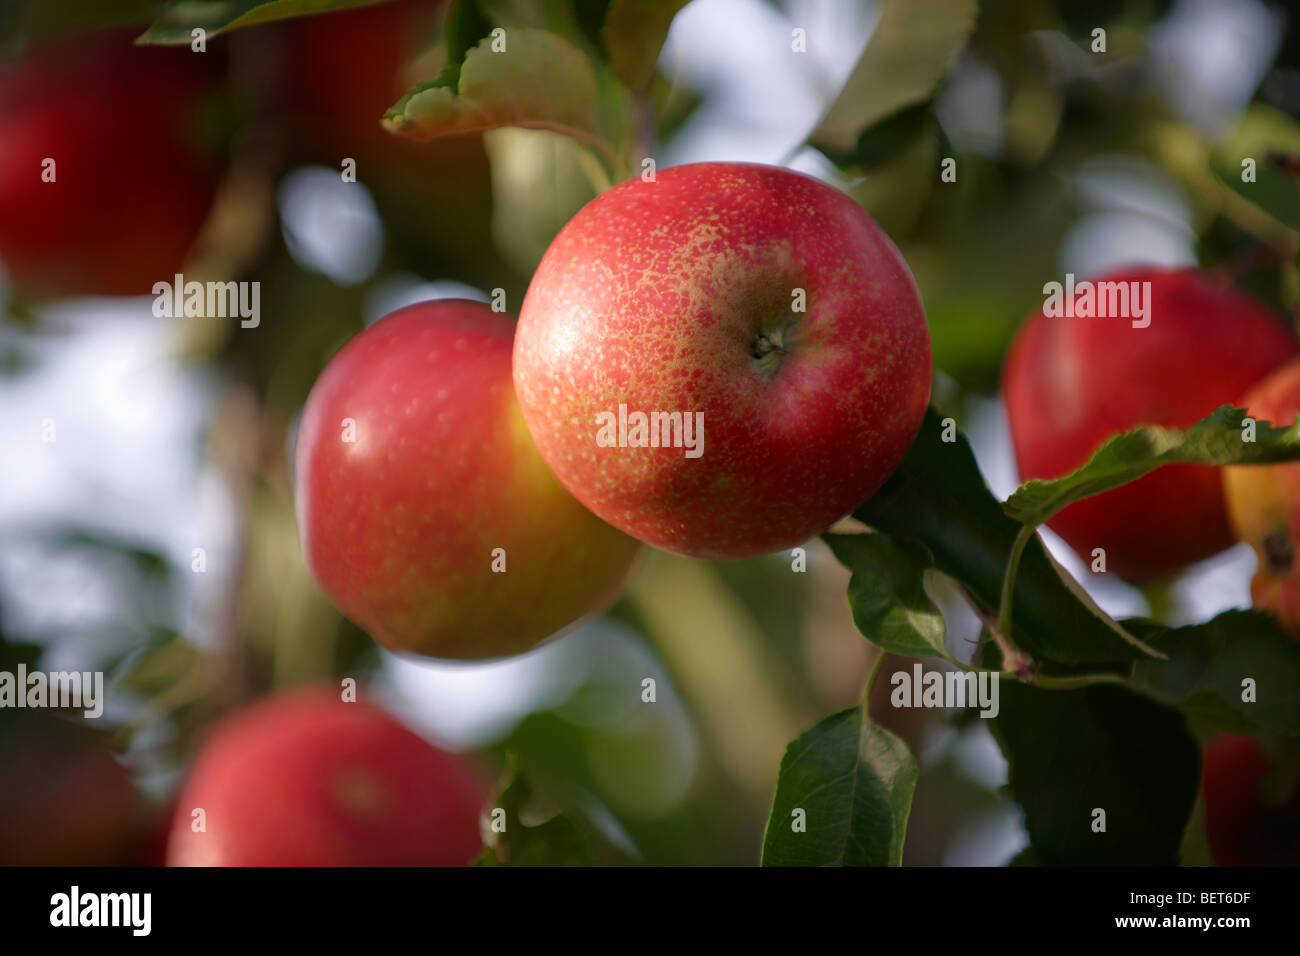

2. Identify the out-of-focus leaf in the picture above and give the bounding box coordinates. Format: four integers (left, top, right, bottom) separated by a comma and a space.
1130, 610, 1300, 739
991, 681, 1199, 865
428, 0, 491, 90
837, 101, 931, 166
823, 533, 953, 663
0, 634, 42, 673
1211, 103, 1300, 234
809, 0, 975, 163
44, 528, 172, 581
483, 127, 597, 275
1, 0, 155, 55
1184, 104, 1300, 243
0, 345, 35, 377
843, 113, 940, 237
1004, 406, 1300, 528
601, 0, 688, 93
648, 68, 701, 142
475, 757, 597, 866
1213, 158, 1300, 234
116, 639, 202, 695
138, 0, 391, 44
385, 28, 614, 160
1007, 846, 1038, 865
762, 706, 916, 866
855, 409, 1151, 666
910, 165, 1075, 390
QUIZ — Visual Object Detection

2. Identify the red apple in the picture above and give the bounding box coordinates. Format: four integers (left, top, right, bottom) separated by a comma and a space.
294, 298, 641, 659
166, 687, 484, 866
1223, 356, 1300, 636
1002, 267, 1299, 582
1202, 735, 1300, 866
0, 710, 144, 865
512, 162, 932, 560
0, 31, 226, 298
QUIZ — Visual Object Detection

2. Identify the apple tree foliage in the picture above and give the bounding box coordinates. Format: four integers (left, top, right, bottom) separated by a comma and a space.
8, 0, 1300, 866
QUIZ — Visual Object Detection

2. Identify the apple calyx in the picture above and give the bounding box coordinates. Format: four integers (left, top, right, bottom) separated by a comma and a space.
749, 316, 801, 378
1262, 528, 1294, 575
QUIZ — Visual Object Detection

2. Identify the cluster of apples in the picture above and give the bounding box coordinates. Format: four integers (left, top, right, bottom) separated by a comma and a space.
10, 8, 1300, 869
3, 13, 936, 870
294, 162, 933, 660
226, 162, 930, 867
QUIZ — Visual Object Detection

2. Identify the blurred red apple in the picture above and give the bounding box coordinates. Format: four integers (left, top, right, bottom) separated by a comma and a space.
0, 31, 226, 298
1002, 267, 1298, 582
279, 0, 443, 161
513, 161, 933, 560
167, 686, 485, 866
0, 710, 144, 865
1202, 734, 1300, 866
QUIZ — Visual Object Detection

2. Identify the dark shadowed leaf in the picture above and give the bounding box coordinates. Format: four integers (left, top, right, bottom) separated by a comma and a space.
1213, 157, 1300, 233
1129, 609, 1300, 739
475, 758, 597, 866
762, 706, 916, 866
855, 409, 1150, 666
990, 681, 1199, 865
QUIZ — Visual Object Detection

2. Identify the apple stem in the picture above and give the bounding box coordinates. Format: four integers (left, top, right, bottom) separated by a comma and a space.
1263, 528, 1295, 574
995, 525, 1036, 674
860, 647, 888, 707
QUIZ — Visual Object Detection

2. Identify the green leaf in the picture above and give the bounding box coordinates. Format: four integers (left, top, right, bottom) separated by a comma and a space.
808, 0, 976, 162
0, 635, 42, 673
600, 0, 688, 94
1130, 609, 1300, 739
818, 100, 933, 169
1213, 157, 1300, 234
842, 112, 940, 238
115, 637, 202, 696
384, 28, 613, 160
1211, 104, 1300, 235
2, 0, 154, 55
1004, 406, 1300, 528
436, 0, 494, 89
762, 706, 916, 866
822, 532, 952, 662
855, 408, 1151, 666
990, 681, 1200, 865
475, 757, 597, 866
445, 0, 493, 61
138, 0, 391, 44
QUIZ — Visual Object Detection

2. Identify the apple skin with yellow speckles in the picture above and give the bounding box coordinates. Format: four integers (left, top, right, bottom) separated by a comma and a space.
166, 688, 485, 866
1224, 357, 1300, 638
293, 299, 641, 660
512, 162, 933, 560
